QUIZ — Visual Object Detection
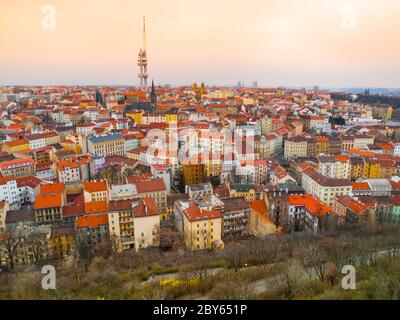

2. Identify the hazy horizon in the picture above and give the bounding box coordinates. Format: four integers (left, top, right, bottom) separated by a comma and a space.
2, 0, 400, 87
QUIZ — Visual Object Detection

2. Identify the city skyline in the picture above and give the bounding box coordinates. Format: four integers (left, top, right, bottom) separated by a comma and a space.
1, 0, 400, 87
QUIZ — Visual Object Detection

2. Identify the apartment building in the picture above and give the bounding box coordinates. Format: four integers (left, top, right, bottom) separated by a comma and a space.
0, 175, 18, 204
249, 200, 281, 236
236, 160, 269, 184
133, 198, 160, 251
354, 134, 375, 149
109, 183, 137, 200
76, 214, 109, 249
1, 139, 30, 153
185, 182, 213, 200
228, 183, 259, 202
350, 157, 364, 180
219, 197, 250, 238
182, 163, 205, 186
340, 136, 355, 151
26, 131, 60, 149
314, 137, 329, 155
87, 134, 125, 157
34, 192, 64, 224
261, 181, 305, 229
134, 179, 167, 217
301, 168, 352, 207
83, 180, 108, 202
76, 123, 96, 135
284, 136, 308, 158
56, 159, 81, 183
316, 155, 351, 179
328, 136, 342, 154
3, 209, 35, 236
108, 199, 135, 252
288, 194, 336, 233
0, 158, 36, 178
50, 225, 76, 259
352, 179, 392, 197
181, 202, 223, 251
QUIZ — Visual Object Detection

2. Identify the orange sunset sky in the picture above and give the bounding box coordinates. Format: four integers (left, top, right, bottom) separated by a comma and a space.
1, 0, 400, 87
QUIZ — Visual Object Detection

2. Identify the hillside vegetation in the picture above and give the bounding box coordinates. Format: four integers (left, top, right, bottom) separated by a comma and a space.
1, 224, 400, 300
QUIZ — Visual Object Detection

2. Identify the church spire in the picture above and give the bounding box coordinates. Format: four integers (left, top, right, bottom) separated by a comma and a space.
150, 79, 157, 107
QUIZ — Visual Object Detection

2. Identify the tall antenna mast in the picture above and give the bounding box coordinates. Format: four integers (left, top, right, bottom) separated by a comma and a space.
137, 16, 148, 89
143, 16, 147, 51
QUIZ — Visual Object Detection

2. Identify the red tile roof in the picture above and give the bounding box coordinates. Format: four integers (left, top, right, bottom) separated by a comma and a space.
126, 173, 153, 184
184, 203, 222, 222
0, 157, 36, 169
83, 180, 107, 193
132, 198, 159, 217
109, 199, 133, 212
352, 182, 371, 191
15, 175, 41, 189
34, 193, 63, 209
135, 178, 166, 193
288, 194, 332, 217
76, 214, 108, 228
41, 183, 65, 194
84, 201, 108, 215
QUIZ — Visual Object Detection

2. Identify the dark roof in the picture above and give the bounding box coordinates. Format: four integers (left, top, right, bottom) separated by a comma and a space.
134, 164, 151, 174
125, 102, 153, 113
277, 181, 305, 193
105, 155, 136, 167
88, 134, 123, 144
221, 197, 249, 212
5, 208, 35, 224
108, 199, 135, 212
50, 225, 76, 238
350, 157, 364, 165
167, 193, 189, 206
229, 183, 256, 192
304, 168, 352, 187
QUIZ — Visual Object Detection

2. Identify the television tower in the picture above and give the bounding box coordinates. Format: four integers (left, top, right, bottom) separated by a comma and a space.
137, 16, 148, 89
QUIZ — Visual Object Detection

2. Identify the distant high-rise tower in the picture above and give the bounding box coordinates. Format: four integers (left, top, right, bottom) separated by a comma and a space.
137, 16, 148, 89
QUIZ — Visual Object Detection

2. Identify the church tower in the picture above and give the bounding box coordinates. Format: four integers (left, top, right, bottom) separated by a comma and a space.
150, 79, 157, 108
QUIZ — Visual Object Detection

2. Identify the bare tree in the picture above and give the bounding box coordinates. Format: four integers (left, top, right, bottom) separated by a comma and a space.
95, 238, 113, 259
278, 259, 306, 299
160, 226, 184, 251
209, 275, 256, 300
190, 253, 214, 280
96, 165, 121, 184
325, 262, 339, 286
0, 232, 20, 270
299, 241, 327, 282
109, 234, 120, 254
223, 244, 247, 272
26, 232, 49, 266
77, 233, 94, 272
